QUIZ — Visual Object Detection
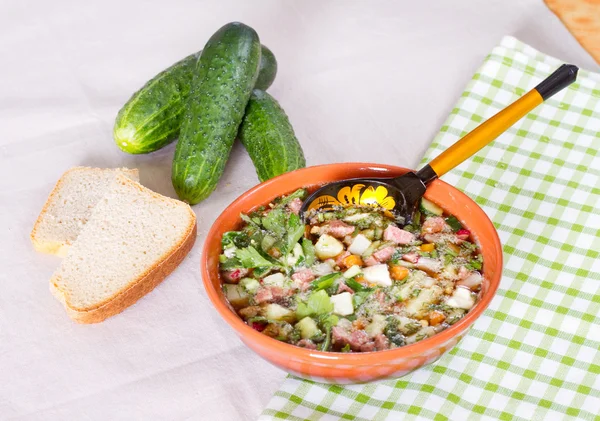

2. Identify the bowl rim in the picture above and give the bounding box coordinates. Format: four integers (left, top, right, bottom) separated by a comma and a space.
201, 162, 503, 363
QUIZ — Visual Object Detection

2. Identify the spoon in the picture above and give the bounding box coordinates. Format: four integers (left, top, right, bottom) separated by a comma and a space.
300, 64, 578, 223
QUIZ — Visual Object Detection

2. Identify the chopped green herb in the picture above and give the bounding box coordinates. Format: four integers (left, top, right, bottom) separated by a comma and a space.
240, 213, 260, 227
261, 235, 277, 253
444, 253, 454, 265
222, 231, 250, 249
220, 257, 243, 270
277, 188, 307, 206
318, 313, 339, 330
345, 277, 369, 292
461, 241, 478, 253
296, 290, 333, 319
384, 318, 405, 346
445, 215, 462, 232
262, 208, 287, 237
445, 246, 458, 257
285, 213, 305, 254
301, 238, 316, 266
352, 290, 373, 308
320, 326, 332, 351
429, 303, 452, 313
311, 273, 340, 291
236, 246, 279, 268
253, 266, 272, 278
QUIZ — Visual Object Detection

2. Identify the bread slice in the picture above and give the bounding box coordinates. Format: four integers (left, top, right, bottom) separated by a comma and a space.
50, 174, 197, 323
31, 167, 140, 256
545, 0, 600, 64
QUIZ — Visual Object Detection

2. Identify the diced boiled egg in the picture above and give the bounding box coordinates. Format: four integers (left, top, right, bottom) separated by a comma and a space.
347, 234, 372, 255
312, 262, 334, 276
314, 234, 344, 259
362, 264, 392, 287
262, 272, 286, 287
330, 292, 354, 316
446, 287, 476, 310
458, 272, 483, 289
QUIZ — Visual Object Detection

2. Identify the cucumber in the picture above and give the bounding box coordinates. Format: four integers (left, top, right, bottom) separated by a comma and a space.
114, 45, 277, 155
172, 22, 261, 204
295, 317, 321, 339
238, 90, 305, 182
420, 197, 443, 216
255, 45, 277, 91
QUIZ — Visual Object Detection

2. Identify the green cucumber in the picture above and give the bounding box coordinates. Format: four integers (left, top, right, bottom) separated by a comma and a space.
420, 197, 443, 216
172, 22, 261, 204
238, 90, 305, 182
255, 45, 277, 91
114, 45, 277, 154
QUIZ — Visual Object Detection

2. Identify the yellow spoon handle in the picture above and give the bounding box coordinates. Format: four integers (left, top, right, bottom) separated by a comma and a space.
429, 90, 542, 177
427, 64, 578, 178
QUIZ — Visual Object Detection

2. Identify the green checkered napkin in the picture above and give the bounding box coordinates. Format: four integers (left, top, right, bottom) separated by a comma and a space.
259, 36, 600, 421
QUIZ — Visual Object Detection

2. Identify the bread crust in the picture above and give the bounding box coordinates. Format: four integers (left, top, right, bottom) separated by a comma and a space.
49, 174, 197, 324
545, 0, 600, 64
31, 167, 140, 255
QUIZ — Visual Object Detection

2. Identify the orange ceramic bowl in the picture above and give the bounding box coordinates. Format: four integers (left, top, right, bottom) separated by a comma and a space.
201, 163, 502, 384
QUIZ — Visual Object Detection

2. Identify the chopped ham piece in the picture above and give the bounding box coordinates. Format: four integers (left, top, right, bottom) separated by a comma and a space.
423, 233, 442, 243
374, 334, 390, 351
402, 252, 420, 263
324, 220, 355, 238
349, 330, 371, 351
288, 198, 303, 215
254, 286, 291, 304
372, 246, 395, 263
425, 233, 465, 245
297, 339, 317, 349
332, 326, 352, 346
374, 290, 388, 307
291, 269, 315, 291
422, 217, 447, 234
221, 268, 249, 283
364, 256, 378, 266
383, 225, 415, 244
360, 342, 376, 352
337, 281, 355, 294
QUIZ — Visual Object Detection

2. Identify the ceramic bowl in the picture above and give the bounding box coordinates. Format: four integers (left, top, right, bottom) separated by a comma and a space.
201, 163, 502, 384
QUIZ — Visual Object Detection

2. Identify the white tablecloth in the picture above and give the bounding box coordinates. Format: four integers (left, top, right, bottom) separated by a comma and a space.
1, 1, 598, 420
